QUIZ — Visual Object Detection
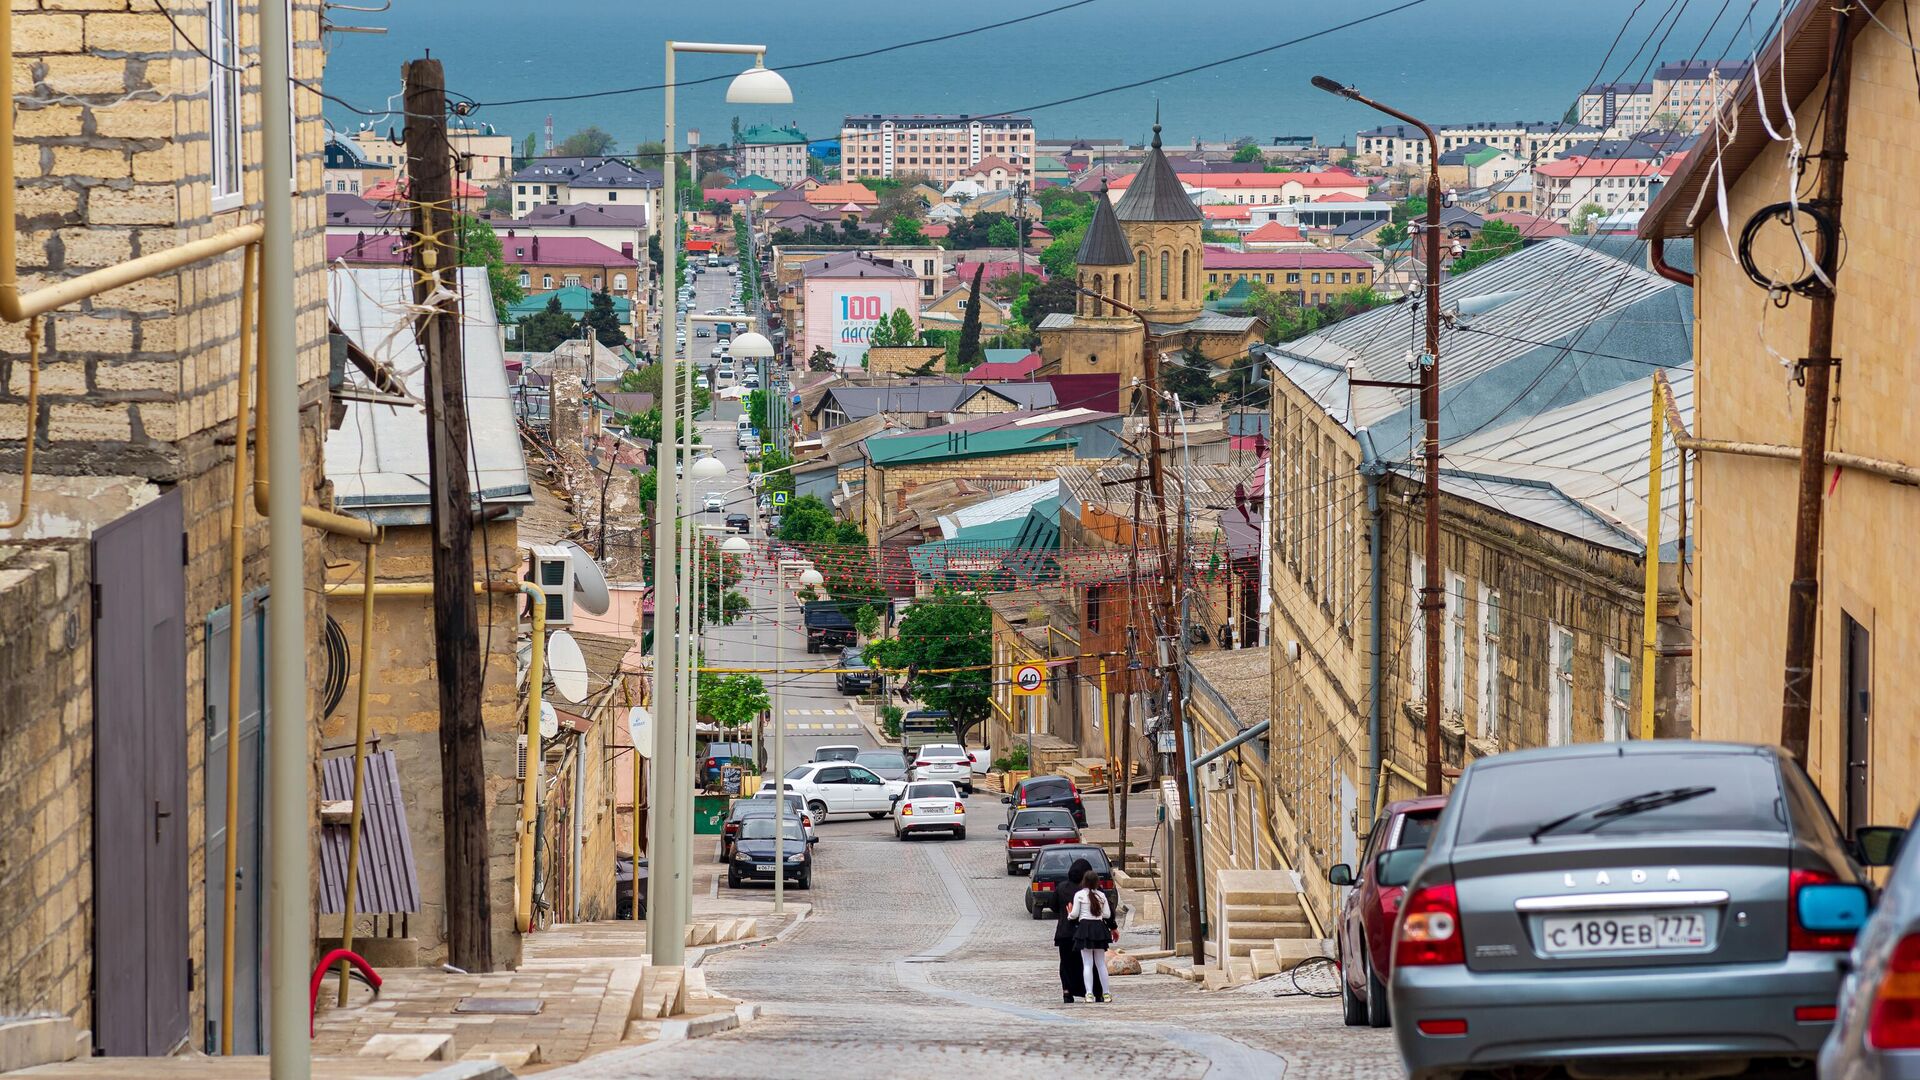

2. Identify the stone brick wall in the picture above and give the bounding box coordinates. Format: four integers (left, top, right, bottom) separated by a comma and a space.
0, 540, 90, 1029
865, 346, 941, 376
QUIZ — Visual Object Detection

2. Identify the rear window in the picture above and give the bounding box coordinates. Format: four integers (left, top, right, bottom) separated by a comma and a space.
907, 783, 956, 800
1455, 752, 1788, 845
1395, 810, 1440, 849
1024, 778, 1072, 800
1035, 848, 1110, 873
1013, 809, 1076, 830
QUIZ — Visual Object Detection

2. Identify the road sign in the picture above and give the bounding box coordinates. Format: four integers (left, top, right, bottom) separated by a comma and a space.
771, 490, 788, 507
1012, 662, 1045, 696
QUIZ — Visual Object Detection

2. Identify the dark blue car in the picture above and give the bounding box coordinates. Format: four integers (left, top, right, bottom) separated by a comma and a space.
727, 817, 816, 890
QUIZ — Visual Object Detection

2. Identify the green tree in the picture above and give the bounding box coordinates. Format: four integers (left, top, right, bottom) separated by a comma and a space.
955, 264, 987, 368
519, 132, 536, 168
516, 295, 577, 352
555, 126, 616, 157
1014, 275, 1077, 327
457, 214, 522, 320
986, 271, 1038, 303
635, 140, 666, 164
1570, 202, 1606, 236
1392, 195, 1428, 224
700, 673, 767, 730
756, 448, 795, 501
1163, 345, 1222, 405
1375, 220, 1409, 247
583, 289, 627, 348
868, 307, 914, 348
1449, 219, 1525, 275
1038, 226, 1084, 279
887, 215, 926, 245
861, 587, 993, 747
616, 361, 709, 416
807, 346, 837, 372
622, 406, 702, 447
986, 218, 1020, 248
852, 604, 880, 640
1231, 141, 1264, 163
775, 494, 839, 544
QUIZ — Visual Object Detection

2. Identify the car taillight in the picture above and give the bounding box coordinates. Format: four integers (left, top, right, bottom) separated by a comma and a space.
954, 803, 966, 814
704, 758, 717, 769
1067, 779, 1079, 796
901, 805, 913, 816
1032, 881, 1054, 891
913, 760, 929, 768
1098, 878, 1113, 890
1009, 838, 1036, 848
802, 815, 812, 827
1790, 868, 1857, 951
1869, 934, 1920, 1048
1396, 883, 1464, 966
723, 823, 739, 834
968, 753, 977, 763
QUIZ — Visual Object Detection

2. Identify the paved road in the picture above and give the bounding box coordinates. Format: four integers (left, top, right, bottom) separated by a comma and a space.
557, 805, 1403, 1079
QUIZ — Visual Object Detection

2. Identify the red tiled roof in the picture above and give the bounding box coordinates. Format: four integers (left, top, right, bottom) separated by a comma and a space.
803, 182, 880, 206
920, 223, 951, 238
1244, 222, 1306, 243
962, 352, 1043, 381
363, 175, 484, 202
966, 155, 1021, 175
705, 188, 755, 204
1203, 205, 1252, 220
1202, 247, 1372, 270
948, 261, 1048, 286
1110, 168, 1365, 192
1313, 191, 1365, 202
1535, 155, 1663, 179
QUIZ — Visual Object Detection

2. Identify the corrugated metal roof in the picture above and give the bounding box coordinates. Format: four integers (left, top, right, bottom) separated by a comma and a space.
1409, 468, 1646, 552
326, 267, 532, 525
938, 480, 1061, 538
1077, 181, 1133, 265
319, 751, 420, 915
867, 425, 1078, 466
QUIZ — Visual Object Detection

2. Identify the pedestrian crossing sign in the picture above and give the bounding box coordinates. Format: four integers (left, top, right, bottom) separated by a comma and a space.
772, 491, 788, 506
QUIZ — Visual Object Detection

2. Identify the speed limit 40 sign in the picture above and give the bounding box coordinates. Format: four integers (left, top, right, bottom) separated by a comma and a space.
1012, 662, 1045, 696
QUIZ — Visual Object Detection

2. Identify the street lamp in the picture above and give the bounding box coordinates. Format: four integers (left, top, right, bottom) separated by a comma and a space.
653, 39, 792, 973
730, 330, 777, 453
770, 561, 822, 915
1313, 73, 1445, 799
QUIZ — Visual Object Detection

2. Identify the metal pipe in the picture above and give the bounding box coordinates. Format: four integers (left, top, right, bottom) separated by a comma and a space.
218, 244, 257, 1051
1190, 719, 1270, 769
1358, 428, 1387, 826
1654, 370, 1920, 487
1649, 237, 1695, 287
1639, 381, 1664, 741
335, 543, 377, 1006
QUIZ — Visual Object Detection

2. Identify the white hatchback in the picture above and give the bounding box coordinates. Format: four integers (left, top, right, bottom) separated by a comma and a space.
908, 744, 976, 794
778, 762, 905, 822
892, 780, 966, 840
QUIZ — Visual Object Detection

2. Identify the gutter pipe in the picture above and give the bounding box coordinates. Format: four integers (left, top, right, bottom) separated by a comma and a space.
1358, 428, 1388, 826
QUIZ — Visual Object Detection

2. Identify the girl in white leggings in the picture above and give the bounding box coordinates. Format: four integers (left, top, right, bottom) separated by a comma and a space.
1068, 883, 1115, 1002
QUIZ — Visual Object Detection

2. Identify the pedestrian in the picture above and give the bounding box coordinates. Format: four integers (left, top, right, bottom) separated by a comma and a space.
1055, 858, 1090, 1003
1069, 873, 1117, 1003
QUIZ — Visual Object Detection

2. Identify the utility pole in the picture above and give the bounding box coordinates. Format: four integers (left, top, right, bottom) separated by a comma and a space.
407, 58, 493, 972
1779, 7, 1854, 767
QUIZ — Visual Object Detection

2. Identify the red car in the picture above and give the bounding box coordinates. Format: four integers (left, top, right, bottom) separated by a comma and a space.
1326, 794, 1446, 1028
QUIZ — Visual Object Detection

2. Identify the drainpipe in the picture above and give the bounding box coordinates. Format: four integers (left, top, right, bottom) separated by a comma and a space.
1358, 428, 1388, 826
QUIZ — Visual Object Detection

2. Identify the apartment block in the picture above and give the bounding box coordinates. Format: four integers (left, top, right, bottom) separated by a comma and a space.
840, 114, 1036, 185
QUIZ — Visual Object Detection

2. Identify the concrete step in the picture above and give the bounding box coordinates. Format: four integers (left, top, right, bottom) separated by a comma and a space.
1250, 946, 1281, 978
1229, 918, 1313, 940
462, 1044, 542, 1069
1273, 937, 1337, 963
1224, 903, 1299, 922
1225, 957, 1256, 985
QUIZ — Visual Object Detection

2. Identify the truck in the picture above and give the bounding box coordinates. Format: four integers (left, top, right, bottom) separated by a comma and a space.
801, 600, 856, 654
899, 710, 953, 762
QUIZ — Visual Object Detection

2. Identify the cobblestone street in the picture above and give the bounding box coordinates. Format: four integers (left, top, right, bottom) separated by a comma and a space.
552, 808, 1402, 1078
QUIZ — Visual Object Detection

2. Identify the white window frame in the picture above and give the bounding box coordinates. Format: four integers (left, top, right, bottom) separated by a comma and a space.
210, 0, 244, 210
1409, 555, 1426, 703
1477, 585, 1500, 743
1444, 573, 1466, 717
1549, 624, 1575, 746
1604, 649, 1633, 742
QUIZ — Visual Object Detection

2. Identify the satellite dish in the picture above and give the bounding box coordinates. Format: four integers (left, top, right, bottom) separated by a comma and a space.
515, 640, 533, 688
539, 700, 560, 739
562, 540, 612, 616
628, 706, 652, 757
547, 630, 589, 703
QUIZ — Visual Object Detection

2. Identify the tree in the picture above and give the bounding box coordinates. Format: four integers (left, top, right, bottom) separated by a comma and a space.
984, 270, 1038, 304
1163, 345, 1222, 405
887, 215, 925, 245
635, 140, 666, 165
852, 603, 880, 641
618, 361, 710, 415
1016, 275, 1077, 327
1038, 226, 1084, 279
869, 307, 914, 348
516, 295, 577, 352
700, 674, 766, 730
519, 132, 536, 168
1570, 202, 1606, 236
807, 346, 837, 372
1231, 141, 1265, 163
556, 126, 616, 157
1392, 195, 1428, 224
457, 214, 521, 320
1449, 219, 1525, 275
861, 587, 993, 747
775, 494, 839, 544
986, 218, 1020, 248
955, 264, 987, 368
756, 448, 795, 501
1375, 220, 1409, 247
583, 289, 627, 348
623, 406, 701, 448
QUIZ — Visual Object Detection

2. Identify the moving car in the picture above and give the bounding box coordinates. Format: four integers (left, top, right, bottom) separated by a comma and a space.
718, 802, 812, 862
1821, 820, 1915, 1078
778, 761, 905, 822
810, 744, 860, 763
909, 743, 976, 794
727, 817, 815, 890
1328, 794, 1447, 1028
703, 492, 725, 513
853, 749, 907, 783
892, 780, 967, 841
835, 646, 874, 694
696, 326, 710, 338
1004, 774, 1087, 828
1001, 807, 1080, 875
1026, 843, 1116, 920
725, 512, 751, 534
1386, 741, 1894, 1080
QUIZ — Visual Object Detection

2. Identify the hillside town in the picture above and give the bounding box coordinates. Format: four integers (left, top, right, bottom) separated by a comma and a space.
2, 3, 1918, 1079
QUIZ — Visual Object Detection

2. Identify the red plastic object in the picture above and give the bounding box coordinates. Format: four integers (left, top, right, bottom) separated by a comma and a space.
309, 948, 382, 1034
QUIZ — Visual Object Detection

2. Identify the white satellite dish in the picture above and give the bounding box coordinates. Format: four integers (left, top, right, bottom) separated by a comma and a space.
561, 540, 612, 616
547, 630, 590, 703
628, 706, 652, 757
539, 700, 560, 739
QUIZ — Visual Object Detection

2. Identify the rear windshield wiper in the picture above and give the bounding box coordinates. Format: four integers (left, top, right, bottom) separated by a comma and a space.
1529, 786, 1718, 843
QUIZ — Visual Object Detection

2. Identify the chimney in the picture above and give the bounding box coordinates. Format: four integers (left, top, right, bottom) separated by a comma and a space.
620, 241, 634, 259
532, 235, 540, 262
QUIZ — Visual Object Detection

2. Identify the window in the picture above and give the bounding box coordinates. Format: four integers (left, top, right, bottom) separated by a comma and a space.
1086, 585, 1103, 632
542, 274, 554, 289
564, 273, 581, 288
1342, 272, 1353, 284
1445, 574, 1466, 716
1285, 273, 1299, 284
517, 271, 530, 288
1605, 650, 1633, 742
1159, 250, 1170, 300
608, 191, 618, 201
1310, 272, 1321, 284
1137, 251, 1148, 300
1409, 555, 1426, 703
210, 0, 243, 208
1275, 401, 1289, 555
613, 273, 628, 292
1181, 249, 1190, 299
1549, 625, 1575, 746
1477, 586, 1501, 742
1209, 272, 1218, 284
1321, 458, 1334, 608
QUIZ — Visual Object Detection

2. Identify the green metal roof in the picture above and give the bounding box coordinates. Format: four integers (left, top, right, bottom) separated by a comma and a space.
507, 285, 632, 319
1464, 147, 1505, 167
867, 426, 1077, 466
732, 174, 783, 192
740, 124, 808, 146
910, 497, 1061, 578
1206, 277, 1255, 314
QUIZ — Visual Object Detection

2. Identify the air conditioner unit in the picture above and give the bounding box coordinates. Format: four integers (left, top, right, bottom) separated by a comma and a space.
528, 545, 576, 627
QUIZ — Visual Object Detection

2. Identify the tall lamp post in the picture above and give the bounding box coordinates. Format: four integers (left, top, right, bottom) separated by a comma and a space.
653, 42, 791, 972
1312, 74, 1446, 797
773, 559, 823, 915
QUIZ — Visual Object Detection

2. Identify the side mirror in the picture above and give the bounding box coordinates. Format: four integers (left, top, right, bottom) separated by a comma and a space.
1001, 796, 1014, 805
1798, 882, 1870, 933
997, 823, 1009, 831
1375, 847, 1427, 889
1327, 863, 1354, 887
808, 835, 820, 845
1855, 826, 1907, 867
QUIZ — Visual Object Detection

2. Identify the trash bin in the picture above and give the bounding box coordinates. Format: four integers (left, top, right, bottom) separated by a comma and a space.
693, 794, 728, 835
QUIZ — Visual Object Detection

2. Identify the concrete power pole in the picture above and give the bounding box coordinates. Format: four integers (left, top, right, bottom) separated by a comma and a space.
406, 57, 494, 973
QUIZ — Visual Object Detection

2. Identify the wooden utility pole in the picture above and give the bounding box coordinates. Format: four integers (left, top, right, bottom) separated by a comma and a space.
407, 57, 493, 972
1779, 7, 1854, 767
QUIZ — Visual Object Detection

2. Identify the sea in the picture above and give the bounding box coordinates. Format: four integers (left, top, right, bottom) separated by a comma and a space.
320, 0, 1775, 154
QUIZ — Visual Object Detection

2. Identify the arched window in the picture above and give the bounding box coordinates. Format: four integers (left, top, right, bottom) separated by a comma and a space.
1180, 250, 1190, 300
1078, 272, 1087, 315
613, 273, 628, 292
1137, 250, 1148, 300
1160, 250, 1170, 301
1091, 273, 1103, 316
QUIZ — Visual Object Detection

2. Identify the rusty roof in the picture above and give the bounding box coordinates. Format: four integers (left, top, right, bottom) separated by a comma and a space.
319, 751, 420, 914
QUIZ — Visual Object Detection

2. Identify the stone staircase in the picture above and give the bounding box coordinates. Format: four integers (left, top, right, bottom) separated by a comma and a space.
1215, 869, 1328, 986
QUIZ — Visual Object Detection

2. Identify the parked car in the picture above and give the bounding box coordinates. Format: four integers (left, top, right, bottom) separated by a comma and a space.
909, 743, 976, 793
1004, 774, 1087, 828
699, 740, 755, 785
1386, 741, 1895, 1080
810, 744, 861, 763
1821, 818, 1916, 1078
1001, 807, 1080, 875
778, 761, 905, 822
835, 646, 874, 694
725, 512, 751, 534
718, 802, 811, 862
853, 749, 907, 783
892, 780, 967, 841
615, 855, 646, 919
1026, 843, 1115, 920
727, 817, 815, 890
1327, 795, 1447, 1028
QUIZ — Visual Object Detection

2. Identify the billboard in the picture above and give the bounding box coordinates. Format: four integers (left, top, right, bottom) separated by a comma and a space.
829, 289, 892, 367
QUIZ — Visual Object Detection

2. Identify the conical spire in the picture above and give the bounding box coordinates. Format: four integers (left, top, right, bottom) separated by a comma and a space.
1114, 109, 1200, 223
1075, 180, 1131, 267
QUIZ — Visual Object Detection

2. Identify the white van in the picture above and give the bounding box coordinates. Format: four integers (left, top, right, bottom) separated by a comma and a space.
706, 253, 721, 267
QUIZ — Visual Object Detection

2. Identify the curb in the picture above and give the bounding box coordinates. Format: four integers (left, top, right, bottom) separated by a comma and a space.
689, 901, 812, 967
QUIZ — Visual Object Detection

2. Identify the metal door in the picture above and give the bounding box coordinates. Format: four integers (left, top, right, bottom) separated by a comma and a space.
1843, 613, 1872, 834
93, 490, 189, 1055
204, 594, 267, 1054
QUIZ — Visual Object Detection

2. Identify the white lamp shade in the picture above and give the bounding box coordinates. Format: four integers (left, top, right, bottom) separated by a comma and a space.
798, 568, 824, 587
690, 455, 728, 480
726, 65, 792, 105
730, 331, 774, 359
721, 536, 750, 554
